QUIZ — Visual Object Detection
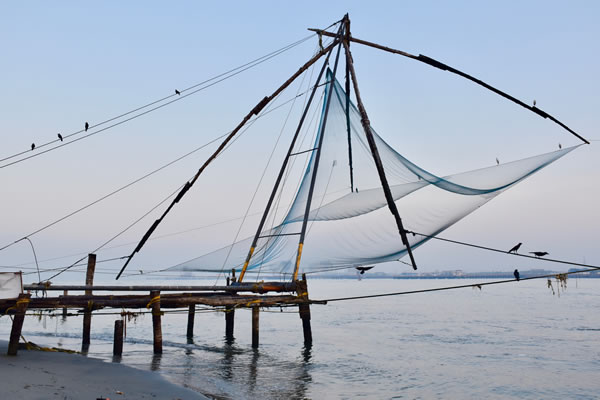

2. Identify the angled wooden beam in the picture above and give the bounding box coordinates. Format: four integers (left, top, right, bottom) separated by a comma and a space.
310, 28, 589, 145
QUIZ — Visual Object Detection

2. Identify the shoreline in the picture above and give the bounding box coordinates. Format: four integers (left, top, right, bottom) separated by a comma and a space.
0, 340, 207, 400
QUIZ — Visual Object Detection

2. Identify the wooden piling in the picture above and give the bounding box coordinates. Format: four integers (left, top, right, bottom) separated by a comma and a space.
252, 306, 259, 348
62, 289, 68, 318
225, 269, 235, 340
113, 320, 124, 356
82, 253, 96, 348
150, 290, 162, 354
298, 273, 312, 345
7, 293, 31, 356
186, 304, 195, 339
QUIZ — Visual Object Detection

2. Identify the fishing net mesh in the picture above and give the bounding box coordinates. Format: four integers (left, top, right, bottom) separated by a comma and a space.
169, 70, 577, 278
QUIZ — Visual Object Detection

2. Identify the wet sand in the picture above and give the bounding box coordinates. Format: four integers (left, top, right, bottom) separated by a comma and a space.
0, 340, 207, 400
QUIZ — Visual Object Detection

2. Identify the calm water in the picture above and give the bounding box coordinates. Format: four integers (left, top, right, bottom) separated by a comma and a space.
1, 278, 599, 399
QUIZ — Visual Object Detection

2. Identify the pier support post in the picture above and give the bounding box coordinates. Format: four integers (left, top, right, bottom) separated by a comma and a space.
150, 290, 162, 354
252, 305, 260, 348
186, 304, 195, 339
225, 269, 235, 340
113, 320, 124, 356
62, 290, 68, 319
82, 253, 96, 350
298, 273, 312, 345
7, 293, 31, 356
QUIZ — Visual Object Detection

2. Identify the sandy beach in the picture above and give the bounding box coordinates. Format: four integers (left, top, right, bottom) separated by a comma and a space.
0, 340, 207, 400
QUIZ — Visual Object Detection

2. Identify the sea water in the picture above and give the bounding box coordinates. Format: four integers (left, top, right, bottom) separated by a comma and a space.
1, 278, 599, 399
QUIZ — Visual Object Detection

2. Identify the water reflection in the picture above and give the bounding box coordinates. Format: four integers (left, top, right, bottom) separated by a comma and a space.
150, 353, 162, 371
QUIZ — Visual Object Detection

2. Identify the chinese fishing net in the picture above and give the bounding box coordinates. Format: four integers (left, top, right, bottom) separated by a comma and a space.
168, 70, 578, 278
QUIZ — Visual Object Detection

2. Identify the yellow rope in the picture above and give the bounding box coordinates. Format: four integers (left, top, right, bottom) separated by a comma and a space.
3, 297, 30, 315
146, 295, 161, 309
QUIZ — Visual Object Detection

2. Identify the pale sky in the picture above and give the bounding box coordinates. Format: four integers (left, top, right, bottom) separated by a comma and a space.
1, 2, 598, 283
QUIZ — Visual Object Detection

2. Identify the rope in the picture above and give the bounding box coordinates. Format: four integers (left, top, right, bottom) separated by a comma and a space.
316, 267, 597, 303
407, 230, 600, 270
146, 295, 161, 309
0, 34, 315, 168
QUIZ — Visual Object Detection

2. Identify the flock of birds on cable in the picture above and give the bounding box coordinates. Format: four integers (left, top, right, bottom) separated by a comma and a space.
28, 90, 184, 151
356, 242, 549, 280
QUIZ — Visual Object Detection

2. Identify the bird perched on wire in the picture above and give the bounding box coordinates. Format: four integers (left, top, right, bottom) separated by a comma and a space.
84, 122, 89, 132
530, 251, 549, 258
175, 89, 181, 95
57, 133, 63, 141
355, 266, 374, 275
558, 143, 562, 149
496, 157, 500, 165
508, 242, 522, 254
31, 143, 35, 151
514, 269, 520, 281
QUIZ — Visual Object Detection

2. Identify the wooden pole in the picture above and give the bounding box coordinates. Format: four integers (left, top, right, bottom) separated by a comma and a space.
150, 290, 162, 354
293, 21, 346, 281
298, 273, 312, 345
116, 38, 341, 280
82, 253, 96, 349
7, 293, 31, 356
251, 306, 260, 348
113, 319, 124, 356
186, 304, 195, 339
225, 269, 236, 340
62, 289, 68, 319
309, 28, 589, 145
342, 40, 418, 270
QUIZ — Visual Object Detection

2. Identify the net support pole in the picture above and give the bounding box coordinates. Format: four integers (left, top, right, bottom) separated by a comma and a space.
225, 269, 235, 341
309, 28, 589, 145
293, 20, 347, 281
343, 40, 418, 270
238, 26, 343, 283
116, 38, 342, 280
344, 17, 355, 192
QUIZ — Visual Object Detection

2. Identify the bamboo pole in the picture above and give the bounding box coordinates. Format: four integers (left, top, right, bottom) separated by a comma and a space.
342, 39, 418, 270
7, 293, 30, 356
238, 22, 343, 283
293, 20, 347, 281
116, 38, 342, 280
309, 28, 589, 145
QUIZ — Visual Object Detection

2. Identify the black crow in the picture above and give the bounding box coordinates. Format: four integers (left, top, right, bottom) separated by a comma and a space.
57, 133, 63, 141
530, 251, 549, 258
559, 143, 562, 149
85, 122, 89, 131
508, 242, 522, 254
355, 266, 374, 275
175, 89, 181, 95
496, 157, 500, 165
514, 269, 520, 281
31, 143, 35, 150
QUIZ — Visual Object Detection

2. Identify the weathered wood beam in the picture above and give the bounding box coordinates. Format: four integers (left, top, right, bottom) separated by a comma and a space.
7, 293, 30, 356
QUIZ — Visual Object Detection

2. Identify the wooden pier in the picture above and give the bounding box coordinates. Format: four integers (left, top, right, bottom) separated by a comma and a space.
1, 256, 322, 356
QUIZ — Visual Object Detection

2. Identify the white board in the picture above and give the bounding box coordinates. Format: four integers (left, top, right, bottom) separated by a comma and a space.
0, 272, 23, 299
